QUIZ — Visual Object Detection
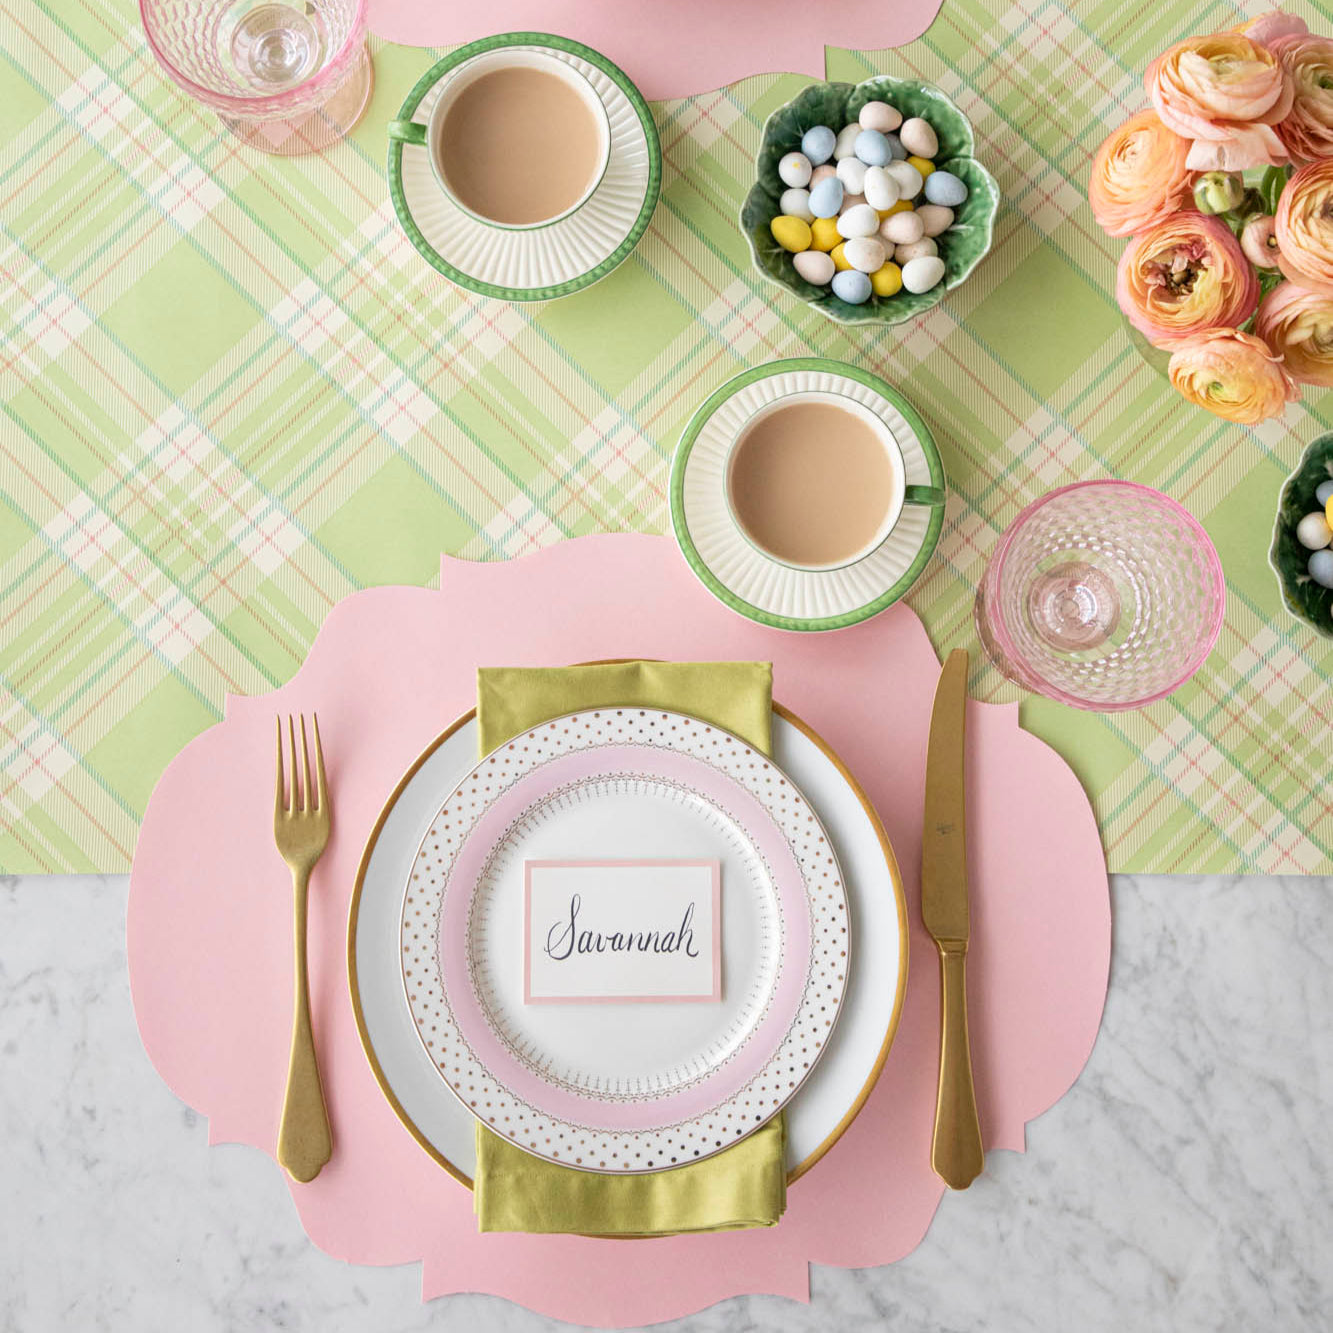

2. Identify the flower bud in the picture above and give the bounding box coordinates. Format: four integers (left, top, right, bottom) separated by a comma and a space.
1240, 214, 1280, 268
1193, 170, 1245, 215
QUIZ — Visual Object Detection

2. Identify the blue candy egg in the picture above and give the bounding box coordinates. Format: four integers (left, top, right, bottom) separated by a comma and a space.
1310, 548, 1333, 588
808, 175, 844, 218
1316, 479, 1333, 507
831, 269, 872, 304
854, 129, 893, 166
801, 124, 836, 166
885, 132, 907, 161
924, 171, 969, 207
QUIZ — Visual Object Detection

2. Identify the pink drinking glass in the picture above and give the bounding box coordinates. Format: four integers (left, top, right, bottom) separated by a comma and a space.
974, 480, 1226, 711
140, 0, 372, 155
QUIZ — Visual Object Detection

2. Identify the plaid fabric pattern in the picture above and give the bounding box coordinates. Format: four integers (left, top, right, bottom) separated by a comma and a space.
2, 0, 1330, 873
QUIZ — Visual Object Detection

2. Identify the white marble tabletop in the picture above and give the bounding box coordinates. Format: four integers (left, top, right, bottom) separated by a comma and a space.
2, 872, 1329, 1332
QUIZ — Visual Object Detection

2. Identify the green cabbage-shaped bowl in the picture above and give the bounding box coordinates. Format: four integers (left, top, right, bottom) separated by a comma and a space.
741, 78, 1000, 326
1270, 432, 1333, 639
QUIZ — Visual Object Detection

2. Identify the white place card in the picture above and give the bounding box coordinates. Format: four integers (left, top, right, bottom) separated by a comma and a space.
523, 859, 721, 1003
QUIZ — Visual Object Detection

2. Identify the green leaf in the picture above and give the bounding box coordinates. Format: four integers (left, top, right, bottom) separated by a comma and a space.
1269, 432, 1333, 639
739, 77, 1000, 327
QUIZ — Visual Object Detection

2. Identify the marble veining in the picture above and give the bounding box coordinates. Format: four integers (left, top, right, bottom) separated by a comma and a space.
1, 873, 1329, 1331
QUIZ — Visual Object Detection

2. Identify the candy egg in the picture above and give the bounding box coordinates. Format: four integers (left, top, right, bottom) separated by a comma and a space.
916, 204, 955, 237
809, 176, 844, 218
899, 116, 939, 158
1296, 511, 1333, 550
839, 192, 867, 213
862, 166, 900, 212
837, 157, 869, 195
902, 254, 946, 293
895, 237, 938, 264
801, 124, 837, 166
924, 170, 969, 206
885, 160, 924, 201
884, 132, 907, 161
810, 163, 838, 185
880, 209, 924, 245
780, 187, 814, 222
870, 261, 903, 297
830, 241, 853, 271
859, 100, 903, 133
831, 269, 873, 304
854, 129, 893, 166
907, 156, 935, 179
844, 236, 887, 273
836, 203, 881, 239
770, 216, 812, 253
778, 151, 813, 188
793, 248, 836, 285
879, 199, 915, 217
809, 216, 841, 251
1309, 548, 1333, 588
833, 122, 862, 160
1316, 479, 1333, 506
1327, 494, 1333, 527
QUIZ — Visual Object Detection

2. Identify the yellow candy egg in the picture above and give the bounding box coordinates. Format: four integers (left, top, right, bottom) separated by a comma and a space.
878, 199, 915, 218
830, 242, 854, 272
770, 215, 812, 252
870, 261, 903, 296
907, 156, 935, 178
809, 216, 840, 251
1327, 495, 1333, 527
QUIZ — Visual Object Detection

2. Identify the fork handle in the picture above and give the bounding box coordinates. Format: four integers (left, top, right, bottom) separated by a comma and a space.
277, 863, 332, 1183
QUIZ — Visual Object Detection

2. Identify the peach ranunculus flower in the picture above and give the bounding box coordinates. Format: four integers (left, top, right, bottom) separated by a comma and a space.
1274, 158, 1333, 293
1116, 213, 1259, 348
1254, 281, 1333, 386
1088, 110, 1193, 237
1146, 32, 1294, 171
1269, 32, 1333, 161
1238, 11, 1308, 46
1167, 327, 1300, 424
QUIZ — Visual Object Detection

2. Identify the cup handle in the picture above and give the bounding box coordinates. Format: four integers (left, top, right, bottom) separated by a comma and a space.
387, 119, 428, 147
904, 484, 947, 507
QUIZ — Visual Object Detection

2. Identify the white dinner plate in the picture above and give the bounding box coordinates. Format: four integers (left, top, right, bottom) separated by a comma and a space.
350, 703, 908, 1185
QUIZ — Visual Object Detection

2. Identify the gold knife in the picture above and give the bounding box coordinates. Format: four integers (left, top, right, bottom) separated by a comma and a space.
921, 648, 984, 1190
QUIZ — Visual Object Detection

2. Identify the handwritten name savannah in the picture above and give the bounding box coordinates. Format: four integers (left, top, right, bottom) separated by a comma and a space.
544, 894, 700, 961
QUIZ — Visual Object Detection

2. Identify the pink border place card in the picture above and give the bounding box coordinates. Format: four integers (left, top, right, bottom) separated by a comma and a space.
523, 859, 722, 1004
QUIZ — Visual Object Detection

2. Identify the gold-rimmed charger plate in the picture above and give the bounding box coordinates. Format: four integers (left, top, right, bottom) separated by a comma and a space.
348, 697, 908, 1191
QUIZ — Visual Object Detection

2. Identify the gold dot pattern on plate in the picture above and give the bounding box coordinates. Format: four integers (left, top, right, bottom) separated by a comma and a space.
398, 708, 849, 1174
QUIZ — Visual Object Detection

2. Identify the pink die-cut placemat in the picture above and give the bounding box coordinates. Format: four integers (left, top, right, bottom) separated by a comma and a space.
366, 0, 946, 100
127, 534, 1109, 1327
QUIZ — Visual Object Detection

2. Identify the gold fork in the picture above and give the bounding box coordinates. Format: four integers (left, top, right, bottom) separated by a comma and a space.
273, 713, 333, 1183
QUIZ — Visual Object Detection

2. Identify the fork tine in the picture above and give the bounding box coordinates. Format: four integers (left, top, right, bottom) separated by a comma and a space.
275, 715, 286, 817
312, 712, 327, 812
288, 715, 300, 812
300, 715, 312, 812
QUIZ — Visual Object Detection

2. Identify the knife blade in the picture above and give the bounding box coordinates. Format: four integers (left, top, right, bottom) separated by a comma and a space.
921, 648, 984, 1190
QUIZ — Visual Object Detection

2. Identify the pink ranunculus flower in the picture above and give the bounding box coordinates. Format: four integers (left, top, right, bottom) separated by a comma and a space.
1269, 32, 1333, 161
1116, 213, 1260, 348
1241, 214, 1281, 268
1147, 31, 1294, 171
1167, 327, 1299, 424
1088, 109, 1193, 237
1275, 158, 1333, 294
1238, 10, 1308, 47
1254, 281, 1333, 386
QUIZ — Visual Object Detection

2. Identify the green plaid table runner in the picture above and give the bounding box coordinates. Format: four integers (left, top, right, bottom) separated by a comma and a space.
2, 0, 1330, 874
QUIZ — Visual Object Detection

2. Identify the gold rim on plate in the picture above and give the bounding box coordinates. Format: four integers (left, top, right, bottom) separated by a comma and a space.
346, 697, 909, 1192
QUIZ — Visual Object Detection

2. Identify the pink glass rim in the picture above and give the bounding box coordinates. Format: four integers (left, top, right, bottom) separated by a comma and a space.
982, 479, 1226, 711
138, 0, 368, 117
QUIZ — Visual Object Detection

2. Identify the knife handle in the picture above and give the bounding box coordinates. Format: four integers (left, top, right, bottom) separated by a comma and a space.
931, 942, 984, 1190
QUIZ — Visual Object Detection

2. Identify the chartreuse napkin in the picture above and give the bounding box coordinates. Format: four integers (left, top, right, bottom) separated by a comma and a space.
472, 660, 787, 1235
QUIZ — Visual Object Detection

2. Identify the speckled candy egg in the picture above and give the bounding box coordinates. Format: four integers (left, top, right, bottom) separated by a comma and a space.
833, 122, 862, 160
895, 236, 937, 264
1296, 511, 1333, 550
858, 101, 902, 133
831, 268, 873, 304
801, 124, 837, 166
862, 166, 900, 212
793, 248, 836, 285
1317, 479, 1333, 507
880, 209, 924, 245
836, 203, 881, 239
899, 116, 939, 159
885, 160, 924, 201
924, 170, 969, 207
836, 157, 869, 196
780, 188, 813, 221
808, 176, 844, 218
778, 151, 812, 189
902, 254, 946, 293
770, 215, 812, 253
1309, 548, 1333, 588
916, 204, 955, 237
843, 236, 887, 273
810, 163, 838, 185
853, 129, 893, 167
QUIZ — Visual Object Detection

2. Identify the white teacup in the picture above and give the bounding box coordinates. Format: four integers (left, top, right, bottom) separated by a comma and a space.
387, 49, 611, 231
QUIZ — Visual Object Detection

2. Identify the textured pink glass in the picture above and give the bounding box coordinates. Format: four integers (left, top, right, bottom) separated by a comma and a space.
140, 0, 371, 154
975, 481, 1226, 711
